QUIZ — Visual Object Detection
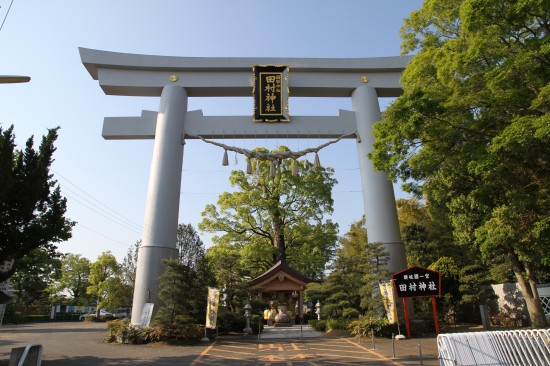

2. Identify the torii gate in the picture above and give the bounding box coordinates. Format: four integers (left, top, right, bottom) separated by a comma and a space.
80, 48, 410, 325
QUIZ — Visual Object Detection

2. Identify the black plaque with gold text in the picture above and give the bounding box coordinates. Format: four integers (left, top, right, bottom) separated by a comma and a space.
253, 65, 289, 122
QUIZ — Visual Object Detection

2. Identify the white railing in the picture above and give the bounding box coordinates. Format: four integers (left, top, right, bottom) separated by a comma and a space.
9, 344, 43, 366
438, 329, 550, 365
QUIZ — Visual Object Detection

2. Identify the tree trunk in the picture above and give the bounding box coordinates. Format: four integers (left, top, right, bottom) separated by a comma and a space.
272, 212, 286, 263
509, 252, 548, 327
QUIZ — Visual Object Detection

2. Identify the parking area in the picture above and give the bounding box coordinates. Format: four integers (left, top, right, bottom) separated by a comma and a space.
0, 322, 439, 365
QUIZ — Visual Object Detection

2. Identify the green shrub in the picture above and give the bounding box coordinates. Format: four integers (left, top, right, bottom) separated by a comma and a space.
104, 318, 148, 344
82, 315, 97, 322
104, 317, 202, 344
101, 314, 116, 322
326, 318, 349, 331
3, 309, 24, 324
347, 316, 396, 338
145, 322, 202, 343
308, 319, 327, 332
24, 315, 50, 322
250, 314, 264, 335
342, 308, 360, 319
217, 312, 246, 334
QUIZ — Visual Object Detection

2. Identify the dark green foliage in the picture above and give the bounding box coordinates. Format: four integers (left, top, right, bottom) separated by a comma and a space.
305, 219, 389, 320
154, 259, 207, 325
10, 248, 61, 308
104, 317, 202, 344
177, 224, 205, 271
216, 311, 246, 334
347, 316, 395, 338
326, 318, 349, 331
308, 319, 327, 332
400, 224, 439, 267
0, 125, 74, 283
147, 317, 202, 343
104, 319, 146, 344
371, 0, 549, 326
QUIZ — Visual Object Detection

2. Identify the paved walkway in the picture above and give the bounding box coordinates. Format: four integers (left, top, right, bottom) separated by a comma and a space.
258, 325, 323, 339
0, 322, 440, 365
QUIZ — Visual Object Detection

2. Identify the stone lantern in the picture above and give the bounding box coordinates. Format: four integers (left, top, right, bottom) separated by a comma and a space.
243, 302, 253, 335
315, 300, 321, 320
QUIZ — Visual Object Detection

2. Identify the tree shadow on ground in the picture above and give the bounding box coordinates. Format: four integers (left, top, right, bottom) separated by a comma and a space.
38, 355, 200, 365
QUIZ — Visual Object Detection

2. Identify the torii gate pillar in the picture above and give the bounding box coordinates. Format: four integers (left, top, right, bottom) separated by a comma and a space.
353, 85, 406, 273
131, 85, 187, 324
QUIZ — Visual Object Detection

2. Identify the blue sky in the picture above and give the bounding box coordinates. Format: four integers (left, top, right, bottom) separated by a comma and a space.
0, 0, 423, 262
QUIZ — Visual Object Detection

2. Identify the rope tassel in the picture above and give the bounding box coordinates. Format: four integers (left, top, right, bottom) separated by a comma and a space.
292, 159, 298, 176
222, 150, 229, 166
313, 153, 321, 170
246, 159, 252, 175
270, 161, 276, 178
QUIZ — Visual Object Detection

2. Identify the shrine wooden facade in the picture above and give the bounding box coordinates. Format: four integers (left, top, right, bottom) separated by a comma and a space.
248, 261, 312, 322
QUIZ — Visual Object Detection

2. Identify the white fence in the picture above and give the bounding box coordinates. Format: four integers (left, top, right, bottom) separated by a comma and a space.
438, 329, 550, 365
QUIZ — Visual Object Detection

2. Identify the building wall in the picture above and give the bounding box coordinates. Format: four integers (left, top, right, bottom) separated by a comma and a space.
490, 283, 550, 325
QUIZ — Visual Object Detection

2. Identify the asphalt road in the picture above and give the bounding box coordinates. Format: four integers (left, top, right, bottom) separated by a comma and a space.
0, 322, 440, 365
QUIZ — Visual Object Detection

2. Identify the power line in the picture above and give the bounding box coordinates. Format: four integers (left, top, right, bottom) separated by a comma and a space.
74, 222, 132, 248
53, 169, 144, 233
0, 0, 15, 33
12, 140, 146, 241
61, 186, 142, 236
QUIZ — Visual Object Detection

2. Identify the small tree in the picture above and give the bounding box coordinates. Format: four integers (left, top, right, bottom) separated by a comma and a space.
305, 219, 389, 317
177, 224, 205, 271
205, 243, 248, 313
49, 253, 91, 305
87, 251, 120, 316
155, 259, 199, 325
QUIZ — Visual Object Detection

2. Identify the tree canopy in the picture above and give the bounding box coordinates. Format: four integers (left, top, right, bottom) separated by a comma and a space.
0, 125, 74, 283
49, 253, 91, 305
200, 147, 338, 280
87, 251, 123, 315
370, 0, 549, 326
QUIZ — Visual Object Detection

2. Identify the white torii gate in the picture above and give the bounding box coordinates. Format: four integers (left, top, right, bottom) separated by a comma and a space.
80, 48, 410, 325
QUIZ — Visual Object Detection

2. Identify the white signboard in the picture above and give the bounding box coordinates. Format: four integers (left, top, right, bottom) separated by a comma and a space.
139, 303, 154, 326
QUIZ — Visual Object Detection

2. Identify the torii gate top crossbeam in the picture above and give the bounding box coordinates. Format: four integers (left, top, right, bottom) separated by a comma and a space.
79, 48, 410, 98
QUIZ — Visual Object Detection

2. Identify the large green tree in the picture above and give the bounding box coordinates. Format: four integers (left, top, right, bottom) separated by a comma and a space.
87, 251, 122, 315
200, 147, 339, 280
370, 0, 549, 326
10, 248, 61, 311
49, 253, 91, 305
0, 125, 74, 283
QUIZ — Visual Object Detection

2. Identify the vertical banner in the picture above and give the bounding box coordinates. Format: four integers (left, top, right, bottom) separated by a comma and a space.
379, 281, 398, 324
205, 287, 221, 329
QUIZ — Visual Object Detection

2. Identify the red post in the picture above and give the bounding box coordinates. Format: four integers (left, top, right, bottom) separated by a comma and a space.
431, 297, 440, 335
403, 298, 411, 338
